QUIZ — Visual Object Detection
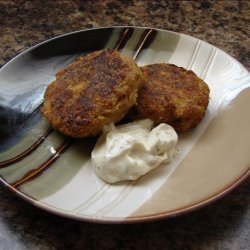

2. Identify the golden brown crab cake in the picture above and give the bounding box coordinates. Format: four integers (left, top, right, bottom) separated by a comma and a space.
42, 49, 144, 138
127, 63, 210, 132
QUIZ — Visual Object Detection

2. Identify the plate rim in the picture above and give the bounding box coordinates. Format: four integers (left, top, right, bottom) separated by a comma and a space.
0, 26, 249, 224
1, 169, 249, 224
1, 25, 249, 73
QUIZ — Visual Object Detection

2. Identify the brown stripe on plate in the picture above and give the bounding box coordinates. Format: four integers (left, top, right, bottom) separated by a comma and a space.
0, 102, 52, 167
0, 127, 53, 168
114, 27, 134, 51
11, 139, 73, 188
133, 29, 157, 59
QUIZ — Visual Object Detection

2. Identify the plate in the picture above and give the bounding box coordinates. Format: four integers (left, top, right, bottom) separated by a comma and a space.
0, 26, 249, 223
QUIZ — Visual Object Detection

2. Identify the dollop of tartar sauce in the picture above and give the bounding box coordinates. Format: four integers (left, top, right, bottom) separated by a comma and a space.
91, 119, 178, 183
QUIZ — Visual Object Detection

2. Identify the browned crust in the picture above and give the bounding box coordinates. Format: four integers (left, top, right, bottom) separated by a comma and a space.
42, 49, 144, 137
128, 63, 210, 132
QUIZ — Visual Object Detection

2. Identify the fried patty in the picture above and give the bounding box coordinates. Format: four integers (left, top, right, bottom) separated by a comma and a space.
127, 63, 210, 132
42, 49, 144, 138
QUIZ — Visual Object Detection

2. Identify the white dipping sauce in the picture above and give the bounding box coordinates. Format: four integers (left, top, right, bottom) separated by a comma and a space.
91, 119, 178, 183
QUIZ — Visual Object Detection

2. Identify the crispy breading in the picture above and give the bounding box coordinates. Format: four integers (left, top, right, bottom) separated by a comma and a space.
42, 49, 144, 138
127, 63, 210, 132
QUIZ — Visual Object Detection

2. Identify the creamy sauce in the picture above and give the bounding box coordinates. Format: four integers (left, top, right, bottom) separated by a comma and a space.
91, 119, 178, 183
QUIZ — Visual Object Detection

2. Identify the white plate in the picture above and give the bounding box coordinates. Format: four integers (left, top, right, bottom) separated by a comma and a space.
0, 26, 249, 223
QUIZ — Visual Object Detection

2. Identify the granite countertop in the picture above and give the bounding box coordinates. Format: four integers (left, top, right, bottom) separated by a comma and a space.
0, 0, 249, 249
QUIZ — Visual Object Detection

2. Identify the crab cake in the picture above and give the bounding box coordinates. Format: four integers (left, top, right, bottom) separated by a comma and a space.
42, 49, 144, 138
128, 63, 210, 132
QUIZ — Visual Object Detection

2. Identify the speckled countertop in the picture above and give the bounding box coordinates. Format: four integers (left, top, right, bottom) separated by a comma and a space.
0, 0, 249, 249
